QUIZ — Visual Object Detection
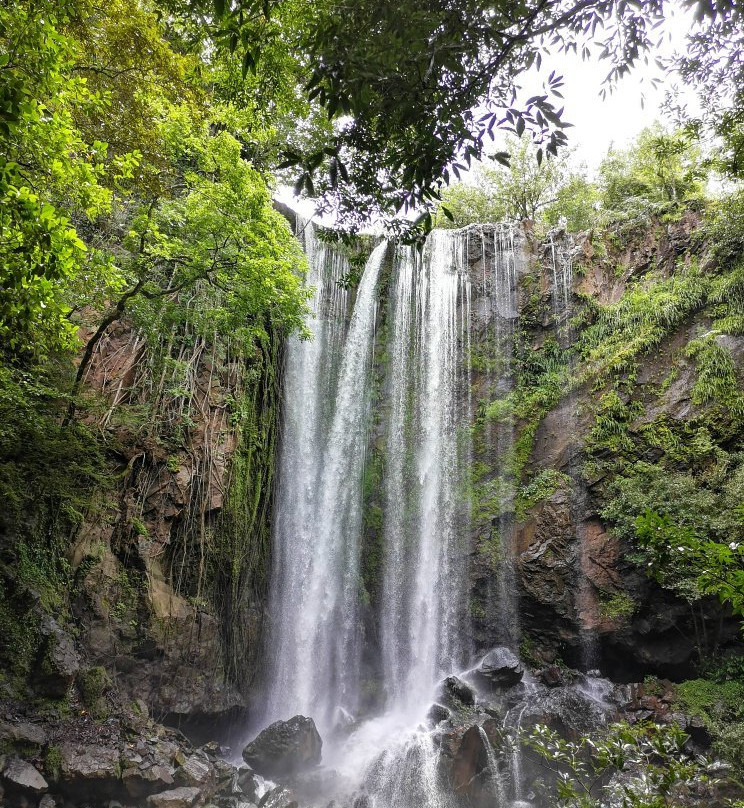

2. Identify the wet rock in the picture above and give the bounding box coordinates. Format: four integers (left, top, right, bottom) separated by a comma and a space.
236, 767, 258, 801
33, 617, 80, 698
175, 753, 213, 788
475, 647, 524, 688
257, 786, 299, 808
146, 786, 202, 808
442, 724, 491, 806
1, 757, 48, 793
427, 703, 451, 725
439, 676, 476, 708
243, 716, 321, 778
520, 686, 612, 739
537, 665, 574, 688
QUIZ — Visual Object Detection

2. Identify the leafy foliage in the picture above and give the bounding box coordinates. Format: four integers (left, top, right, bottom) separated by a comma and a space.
598, 124, 707, 217
526, 721, 719, 808
437, 137, 598, 232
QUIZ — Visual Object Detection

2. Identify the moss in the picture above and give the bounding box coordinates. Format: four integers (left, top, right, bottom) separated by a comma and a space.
79, 665, 111, 718
519, 634, 543, 668
45, 745, 63, 782
515, 469, 571, 521
0, 589, 40, 689
208, 326, 282, 686
597, 591, 636, 621
674, 678, 744, 772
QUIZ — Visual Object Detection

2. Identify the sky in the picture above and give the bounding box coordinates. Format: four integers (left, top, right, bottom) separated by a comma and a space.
503, 2, 699, 175
277, 1, 702, 214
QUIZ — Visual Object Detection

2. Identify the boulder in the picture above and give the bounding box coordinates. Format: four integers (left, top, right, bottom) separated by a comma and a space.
59, 743, 120, 784
452, 725, 489, 791
537, 665, 573, 688
427, 703, 451, 725
33, 616, 80, 698
439, 676, 476, 708
475, 648, 524, 688
146, 786, 202, 808
123, 762, 176, 799
176, 753, 213, 788
257, 786, 299, 808
242, 716, 321, 778
519, 686, 611, 739
236, 767, 258, 802
1, 757, 48, 794
0, 721, 47, 751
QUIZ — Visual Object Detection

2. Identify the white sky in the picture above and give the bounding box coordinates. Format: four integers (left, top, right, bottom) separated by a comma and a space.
505, 2, 699, 175
277, 1, 703, 213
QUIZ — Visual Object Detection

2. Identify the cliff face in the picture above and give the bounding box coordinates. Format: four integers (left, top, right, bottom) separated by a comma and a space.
3, 210, 741, 736
464, 213, 743, 679
70, 314, 283, 723
0, 311, 282, 733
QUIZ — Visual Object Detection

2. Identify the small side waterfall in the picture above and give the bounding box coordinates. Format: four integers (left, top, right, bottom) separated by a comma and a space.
546, 230, 599, 671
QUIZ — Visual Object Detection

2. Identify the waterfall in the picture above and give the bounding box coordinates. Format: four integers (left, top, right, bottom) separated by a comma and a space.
266, 220, 387, 729
380, 231, 472, 709
486, 224, 522, 649
262, 221, 522, 808
547, 229, 575, 345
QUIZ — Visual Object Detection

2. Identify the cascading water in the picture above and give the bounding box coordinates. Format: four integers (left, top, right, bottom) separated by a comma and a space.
261, 219, 525, 808
266, 219, 387, 730
546, 230, 599, 671
380, 231, 472, 709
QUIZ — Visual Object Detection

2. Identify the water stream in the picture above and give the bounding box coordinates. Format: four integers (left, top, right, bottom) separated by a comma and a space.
263, 221, 524, 806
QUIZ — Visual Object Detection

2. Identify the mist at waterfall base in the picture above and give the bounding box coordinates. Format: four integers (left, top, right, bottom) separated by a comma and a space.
250, 218, 544, 807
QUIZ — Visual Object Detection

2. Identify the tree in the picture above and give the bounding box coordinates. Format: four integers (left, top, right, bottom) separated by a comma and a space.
437, 137, 597, 231
667, 1, 744, 180
598, 125, 707, 214
67, 124, 308, 419
207, 0, 741, 234
636, 510, 744, 622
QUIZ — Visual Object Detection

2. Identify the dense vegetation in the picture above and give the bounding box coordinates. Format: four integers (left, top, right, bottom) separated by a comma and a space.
1, 0, 744, 804
0, 0, 313, 691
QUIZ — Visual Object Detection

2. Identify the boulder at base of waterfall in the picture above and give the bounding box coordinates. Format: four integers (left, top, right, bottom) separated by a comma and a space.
475, 647, 524, 688
242, 716, 322, 778
427, 703, 451, 725
258, 785, 299, 808
439, 676, 476, 708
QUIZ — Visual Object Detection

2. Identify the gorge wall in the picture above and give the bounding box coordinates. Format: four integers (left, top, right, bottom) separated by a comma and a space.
3, 207, 741, 738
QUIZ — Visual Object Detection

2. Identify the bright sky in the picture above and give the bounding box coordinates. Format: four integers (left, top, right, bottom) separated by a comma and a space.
508, 2, 699, 175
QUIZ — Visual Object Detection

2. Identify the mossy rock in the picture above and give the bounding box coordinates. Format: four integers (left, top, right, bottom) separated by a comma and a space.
79, 665, 112, 719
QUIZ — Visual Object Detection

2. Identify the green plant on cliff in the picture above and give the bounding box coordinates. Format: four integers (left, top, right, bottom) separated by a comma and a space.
673, 672, 744, 774
578, 263, 708, 385
635, 510, 744, 620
